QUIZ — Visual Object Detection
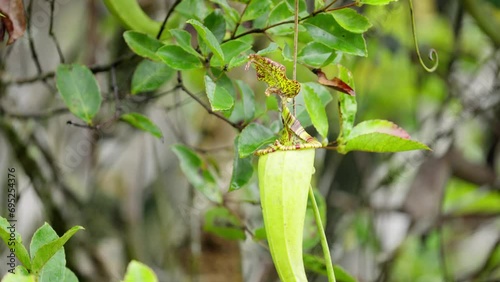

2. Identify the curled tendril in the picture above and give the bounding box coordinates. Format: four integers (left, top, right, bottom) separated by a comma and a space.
409, 0, 439, 72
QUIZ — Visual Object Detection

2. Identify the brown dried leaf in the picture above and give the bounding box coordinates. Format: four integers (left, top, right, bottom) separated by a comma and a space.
313, 69, 356, 96
0, 0, 26, 45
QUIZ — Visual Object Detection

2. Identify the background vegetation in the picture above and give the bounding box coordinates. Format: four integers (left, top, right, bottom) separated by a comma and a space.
0, 0, 499, 281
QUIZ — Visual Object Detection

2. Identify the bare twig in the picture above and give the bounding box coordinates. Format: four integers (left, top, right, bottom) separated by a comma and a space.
110, 66, 121, 117
179, 83, 243, 131
27, 0, 43, 74
48, 0, 65, 64
4, 53, 135, 85
1, 106, 69, 119
227, 1, 356, 41
178, 73, 243, 131
230, 0, 252, 39
156, 0, 183, 39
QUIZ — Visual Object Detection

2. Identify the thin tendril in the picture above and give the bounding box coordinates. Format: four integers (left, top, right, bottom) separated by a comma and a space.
409, 0, 439, 72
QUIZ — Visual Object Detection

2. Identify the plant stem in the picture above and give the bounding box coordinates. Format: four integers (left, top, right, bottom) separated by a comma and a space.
309, 186, 336, 282
292, 0, 299, 115
293, 0, 299, 81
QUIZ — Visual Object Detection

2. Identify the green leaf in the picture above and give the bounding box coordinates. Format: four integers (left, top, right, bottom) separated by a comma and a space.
265, 95, 279, 112
296, 82, 333, 128
29, 224, 67, 282
443, 179, 500, 215
0, 217, 31, 270
211, 69, 237, 99
333, 265, 357, 282
237, 123, 276, 157
347, 120, 412, 140
169, 29, 202, 58
331, 8, 372, 33
131, 60, 174, 94
357, 0, 398, 5
253, 226, 267, 241
175, 0, 207, 20
297, 42, 336, 68
203, 207, 246, 240
61, 268, 78, 282
187, 19, 225, 62
56, 64, 102, 125
341, 133, 429, 153
303, 254, 327, 276
222, 40, 252, 64
338, 120, 430, 153
30, 225, 83, 274
172, 144, 222, 203
156, 45, 203, 70
267, 2, 294, 35
204, 75, 234, 111
336, 65, 357, 140
123, 260, 158, 282
302, 84, 329, 139
257, 42, 279, 55
228, 54, 250, 69
236, 80, 255, 123
285, 0, 308, 16
204, 10, 226, 43
315, 0, 325, 10
242, 0, 272, 21
282, 42, 293, 61
211, 39, 252, 67
14, 265, 30, 276
210, 0, 240, 29
303, 14, 367, 56
120, 113, 163, 139
123, 31, 164, 61
486, 0, 500, 8
1, 273, 36, 282
303, 255, 357, 282
229, 138, 254, 191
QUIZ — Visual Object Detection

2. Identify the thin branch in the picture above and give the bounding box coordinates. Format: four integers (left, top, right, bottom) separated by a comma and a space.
324, 0, 339, 10
178, 73, 243, 131
227, 1, 357, 42
437, 177, 452, 282
48, 0, 65, 64
230, 0, 252, 39
66, 120, 97, 130
179, 84, 243, 131
191, 144, 233, 154
156, 0, 183, 39
110, 66, 121, 117
292, 0, 299, 81
4, 53, 135, 85
460, 238, 500, 281
27, 0, 43, 74
324, 2, 357, 13
462, 0, 500, 48
1, 106, 69, 119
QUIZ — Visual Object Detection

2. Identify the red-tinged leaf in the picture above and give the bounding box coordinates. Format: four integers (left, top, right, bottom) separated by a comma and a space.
312, 69, 355, 96
337, 120, 430, 154
0, 0, 26, 45
348, 120, 410, 140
